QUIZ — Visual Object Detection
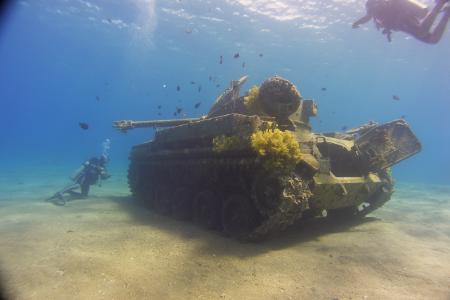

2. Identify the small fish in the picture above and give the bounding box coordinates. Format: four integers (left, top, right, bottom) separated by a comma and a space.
219, 55, 223, 64
79, 122, 89, 130
194, 102, 201, 109
259, 53, 263, 57
176, 85, 181, 92
107, 18, 112, 23
208, 76, 212, 81
341, 126, 348, 131
392, 95, 400, 101
190, 81, 196, 85
400, 115, 406, 119
321, 87, 327, 91
96, 95, 100, 101
157, 105, 162, 109
233, 53, 240, 59
198, 85, 202, 92
173, 112, 177, 116
158, 112, 162, 116
176, 107, 183, 114
242, 62, 246, 68
216, 84, 220, 88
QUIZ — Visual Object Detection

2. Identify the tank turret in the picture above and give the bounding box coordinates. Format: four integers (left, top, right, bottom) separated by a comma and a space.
114, 75, 421, 241
207, 75, 317, 134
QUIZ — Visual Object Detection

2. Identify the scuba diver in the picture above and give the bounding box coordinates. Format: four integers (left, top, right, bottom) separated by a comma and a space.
47, 139, 111, 206
352, 0, 450, 44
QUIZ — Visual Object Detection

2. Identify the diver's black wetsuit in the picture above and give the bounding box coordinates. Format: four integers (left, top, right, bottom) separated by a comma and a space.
47, 156, 110, 205
353, 0, 450, 44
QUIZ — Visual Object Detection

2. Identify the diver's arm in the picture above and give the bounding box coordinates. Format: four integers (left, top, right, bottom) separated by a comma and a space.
352, 14, 372, 28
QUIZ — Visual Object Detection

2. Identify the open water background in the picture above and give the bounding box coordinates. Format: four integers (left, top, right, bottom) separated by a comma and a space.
1, 2, 450, 299
0, 0, 449, 185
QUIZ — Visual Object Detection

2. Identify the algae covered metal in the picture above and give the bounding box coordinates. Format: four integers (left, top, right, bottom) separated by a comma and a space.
114, 76, 421, 241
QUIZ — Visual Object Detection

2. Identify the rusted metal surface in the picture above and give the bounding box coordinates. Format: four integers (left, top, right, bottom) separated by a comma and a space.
116, 76, 421, 241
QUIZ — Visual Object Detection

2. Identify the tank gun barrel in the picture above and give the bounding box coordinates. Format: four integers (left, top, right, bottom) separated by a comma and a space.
113, 117, 206, 132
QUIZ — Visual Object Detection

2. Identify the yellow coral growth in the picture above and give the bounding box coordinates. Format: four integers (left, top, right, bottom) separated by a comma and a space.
212, 135, 244, 153
251, 129, 302, 172
243, 85, 262, 114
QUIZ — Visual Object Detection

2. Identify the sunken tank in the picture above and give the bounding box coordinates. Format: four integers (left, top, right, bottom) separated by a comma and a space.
114, 76, 421, 241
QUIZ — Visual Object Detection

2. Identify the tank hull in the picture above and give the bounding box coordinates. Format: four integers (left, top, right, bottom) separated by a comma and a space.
126, 114, 417, 241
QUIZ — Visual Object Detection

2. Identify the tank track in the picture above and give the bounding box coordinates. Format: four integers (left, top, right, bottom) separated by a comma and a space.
128, 155, 311, 241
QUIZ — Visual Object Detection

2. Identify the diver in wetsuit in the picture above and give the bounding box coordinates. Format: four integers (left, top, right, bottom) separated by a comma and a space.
46, 155, 110, 206
353, 0, 450, 44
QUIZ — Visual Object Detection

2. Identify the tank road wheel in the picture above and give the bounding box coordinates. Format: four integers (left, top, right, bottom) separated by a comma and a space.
170, 187, 193, 220
140, 183, 156, 209
251, 171, 283, 216
140, 172, 157, 208
128, 162, 147, 200
153, 186, 172, 215
193, 190, 221, 230
127, 162, 139, 197
128, 162, 156, 208
221, 193, 261, 239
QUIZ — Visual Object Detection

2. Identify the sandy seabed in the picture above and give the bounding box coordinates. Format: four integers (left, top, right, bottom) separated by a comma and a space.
0, 176, 449, 300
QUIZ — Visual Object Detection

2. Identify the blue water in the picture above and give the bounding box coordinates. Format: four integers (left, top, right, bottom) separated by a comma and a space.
0, 0, 449, 185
